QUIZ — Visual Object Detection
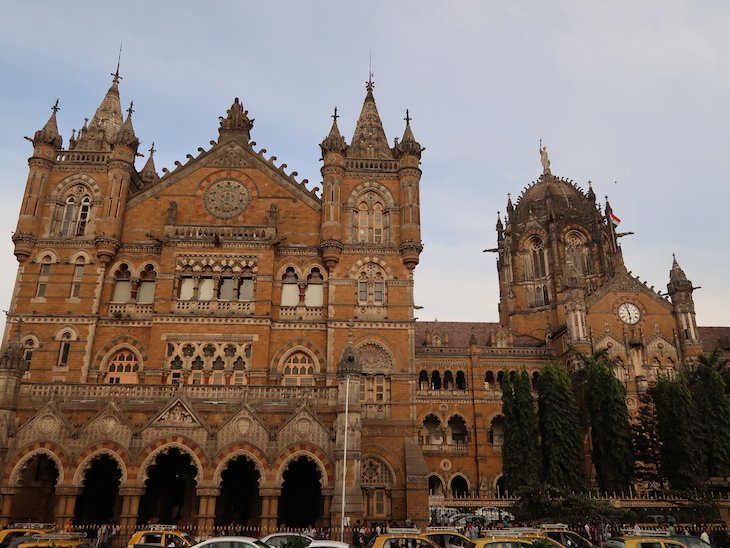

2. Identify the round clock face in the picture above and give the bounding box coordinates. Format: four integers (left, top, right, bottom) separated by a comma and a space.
618, 302, 641, 324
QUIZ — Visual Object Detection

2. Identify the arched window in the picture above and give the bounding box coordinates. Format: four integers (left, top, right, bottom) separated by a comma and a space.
104, 349, 139, 384
456, 371, 467, 390
355, 192, 386, 244
485, 370, 495, 388
197, 266, 215, 301
450, 475, 468, 498
60, 196, 76, 237
36, 256, 52, 298
70, 256, 85, 298
304, 267, 324, 307
421, 414, 442, 445
22, 338, 37, 367
112, 264, 132, 303
430, 370, 442, 390
137, 264, 157, 303
525, 236, 547, 280
489, 416, 505, 446
428, 475, 445, 496
281, 267, 299, 307
357, 263, 386, 306
76, 196, 91, 236
282, 351, 315, 386
443, 371, 454, 390
565, 230, 591, 276
57, 332, 72, 367
418, 370, 429, 390
448, 415, 468, 444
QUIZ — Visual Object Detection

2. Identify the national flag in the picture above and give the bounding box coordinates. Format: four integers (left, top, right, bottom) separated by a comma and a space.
609, 212, 621, 226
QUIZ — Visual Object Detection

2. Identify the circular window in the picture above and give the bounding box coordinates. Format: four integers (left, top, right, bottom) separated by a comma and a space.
202, 178, 251, 219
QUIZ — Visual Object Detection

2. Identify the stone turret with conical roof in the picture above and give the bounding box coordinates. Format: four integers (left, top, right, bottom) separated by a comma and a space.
667, 254, 702, 356
139, 142, 160, 186
320, 108, 347, 269
31, 101, 63, 150
74, 71, 124, 151
396, 110, 424, 271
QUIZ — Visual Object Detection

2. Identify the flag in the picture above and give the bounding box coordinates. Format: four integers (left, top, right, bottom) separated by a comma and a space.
609, 212, 621, 226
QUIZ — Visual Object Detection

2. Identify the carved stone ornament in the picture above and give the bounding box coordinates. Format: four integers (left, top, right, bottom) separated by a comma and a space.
440, 459, 451, 471
99, 416, 118, 436
236, 417, 252, 435
36, 414, 59, 436
358, 342, 392, 374
295, 417, 312, 436
202, 177, 251, 219
155, 402, 196, 425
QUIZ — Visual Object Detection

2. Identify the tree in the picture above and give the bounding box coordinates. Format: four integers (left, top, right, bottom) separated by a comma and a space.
537, 361, 584, 490
582, 352, 633, 493
502, 369, 540, 493
631, 391, 665, 490
652, 374, 706, 489
689, 356, 730, 478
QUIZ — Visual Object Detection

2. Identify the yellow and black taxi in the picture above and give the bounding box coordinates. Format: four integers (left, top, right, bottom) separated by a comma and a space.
473, 530, 564, 548
420, 530, 475, 548
365, 530, 440, 548
536, 526, 591, 548
126, 526, 193, 548
15, 532, 90, 548
0, 524, 58, 548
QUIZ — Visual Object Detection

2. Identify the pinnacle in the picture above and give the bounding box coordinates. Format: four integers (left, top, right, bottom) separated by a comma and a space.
32, 100, 63, 149
348, 82, 392, 159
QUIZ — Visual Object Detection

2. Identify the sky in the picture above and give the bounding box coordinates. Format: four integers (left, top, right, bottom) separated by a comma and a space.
0, 1, 728, 330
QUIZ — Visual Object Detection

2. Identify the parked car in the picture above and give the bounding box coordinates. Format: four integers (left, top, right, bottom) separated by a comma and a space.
190, 537, 270, 548
667, 536, 710, 548
420, 531, 475, 548
0, 524, 58, 548
365, 534, 439, 548
603, 537, 685, 548
126, 526, 193, 548
15, 533, 90, 548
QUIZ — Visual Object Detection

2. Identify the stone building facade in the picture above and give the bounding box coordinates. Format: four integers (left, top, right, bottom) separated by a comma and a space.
0, 72, 727, 531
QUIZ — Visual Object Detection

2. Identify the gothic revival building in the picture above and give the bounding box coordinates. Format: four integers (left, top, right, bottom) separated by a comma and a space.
0, 72, 727, 531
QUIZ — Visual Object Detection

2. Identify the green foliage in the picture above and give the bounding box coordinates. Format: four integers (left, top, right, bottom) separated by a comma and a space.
537, 361, 584, 491
631, 391, 665, 489
582, 352, 634, 493
652, 374, 706, 489
502, 370, 540, 493
511, 485, 632, 526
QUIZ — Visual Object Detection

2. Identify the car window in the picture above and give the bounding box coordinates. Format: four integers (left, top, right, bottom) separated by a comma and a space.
482, 543, 522, 548
563, 533, 590, 548
142, 535, 163, 545
638, 543, 661, 548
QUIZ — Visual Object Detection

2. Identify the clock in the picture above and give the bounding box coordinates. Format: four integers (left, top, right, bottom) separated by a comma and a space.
618, 302, 641, 324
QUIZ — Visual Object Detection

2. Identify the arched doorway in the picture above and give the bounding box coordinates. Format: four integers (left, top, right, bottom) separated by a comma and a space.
11, 453, 59, 522
139, 448, 198, 525
278, 456, 322, 528
75, 454, 122, 524
215, 456, 262, 527
450, 475, 468, 498
428, 475, 444, 496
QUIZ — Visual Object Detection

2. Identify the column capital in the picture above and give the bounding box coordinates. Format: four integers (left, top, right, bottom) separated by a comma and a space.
119, 486, 145, 497
195, 487, 221, 497
55, 485, 81, 496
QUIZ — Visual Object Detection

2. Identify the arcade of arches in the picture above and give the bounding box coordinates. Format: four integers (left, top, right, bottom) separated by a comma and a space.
0, 446, 390, 531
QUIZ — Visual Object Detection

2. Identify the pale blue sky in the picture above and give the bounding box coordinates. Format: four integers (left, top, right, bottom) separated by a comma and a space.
0, 1, 728, 328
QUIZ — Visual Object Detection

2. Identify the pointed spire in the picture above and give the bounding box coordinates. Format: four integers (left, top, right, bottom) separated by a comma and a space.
506, 193, 514, 216
114, 102, 139, 150
587, 180, 596, 202
140, 141, 160, 185
396, 109, 424, 158
320, 107, 347, 155
667, 253, 693, 296
31, 100, 63, 149
348, 79, 392, 159
496, 211, 504, 232
75, 71, 124, 150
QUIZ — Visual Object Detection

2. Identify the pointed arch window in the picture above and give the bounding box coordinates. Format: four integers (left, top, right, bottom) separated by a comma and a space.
112, 263, 132, 303
527, 237, 548, 279
281, 267, 299, 307
36, 256, 52, 298
565, 230, 591, 276
357, 263, 386, 306
70, 257, 85, 298
137, 264, 157, 303
304, 267, 324, 307
76, 196, 91, 235
60, 196, 76, 237
104, 349, 139, 384
282, 351, 315, 386
355, 192, 387, 244
57, 332, 72, 367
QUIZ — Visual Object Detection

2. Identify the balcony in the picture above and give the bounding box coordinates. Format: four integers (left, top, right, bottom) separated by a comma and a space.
421, 443, 469, 454
279, 306, 325, 321
174, 300, 254, 314
109, 303, 154, 318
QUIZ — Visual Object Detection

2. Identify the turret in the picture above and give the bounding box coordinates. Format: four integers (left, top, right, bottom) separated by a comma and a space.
319, 108, 347, 270
13, 101, 63, 262
667, 255, 702, 356
396, 110, 424, 271
95, 101, 138, 263
0, 323, 29, 450
139, 142, 160, 186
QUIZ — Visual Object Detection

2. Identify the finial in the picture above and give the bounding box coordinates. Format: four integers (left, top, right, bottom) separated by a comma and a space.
127, 101, 134, 117
149, 141, 156, 156
111, 43, 123, 84
366, 53, 374, 92
51, 99, 60, 114
404, 109, 411, 125
331, 106, 339, 122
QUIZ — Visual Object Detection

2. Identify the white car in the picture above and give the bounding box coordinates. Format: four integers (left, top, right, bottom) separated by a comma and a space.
258, 535, 349, 548
193, 537, 271, 548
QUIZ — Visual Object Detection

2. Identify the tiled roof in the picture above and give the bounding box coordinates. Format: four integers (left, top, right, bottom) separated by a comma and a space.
414, 321, 544, 348
699, 326, 730, 352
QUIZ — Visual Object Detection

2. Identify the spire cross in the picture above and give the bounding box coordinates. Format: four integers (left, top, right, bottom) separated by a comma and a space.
331, 107, 339, 123
404, 109, 411, 125
127, 101, 134, 117
111, 43, 123, 84
149, 141, 156, 156
366, 53, 374, 92
51, 99, 60, 114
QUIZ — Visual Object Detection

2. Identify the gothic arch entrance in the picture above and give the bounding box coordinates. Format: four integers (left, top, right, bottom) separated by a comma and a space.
10, 453, 59, 522
215, 456, 262, 527
278, 456, 322, 528
139, 448, 198, 525
74, 454, 122, 525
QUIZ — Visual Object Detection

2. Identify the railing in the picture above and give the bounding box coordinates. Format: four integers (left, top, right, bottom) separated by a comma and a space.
108, 303, 154, 317
174, 300, 254, 313
279, 306, 325, 320
345, 159, 399, 171
56, 150, 111, 163
421, 443, 469, 454
165, 225, 275, 240
20, 382, 339, 403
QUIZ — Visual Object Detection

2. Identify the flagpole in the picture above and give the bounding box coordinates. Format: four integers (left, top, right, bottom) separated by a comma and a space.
340, 374, 350, 542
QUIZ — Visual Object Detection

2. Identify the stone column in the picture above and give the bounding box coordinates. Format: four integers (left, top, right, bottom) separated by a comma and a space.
118, 486, 145, 531
259, 487, 280, 535
54, 485, 81, 527
195, 487, 219, 539
0, 486, 16, 526
321, 488, 333, 528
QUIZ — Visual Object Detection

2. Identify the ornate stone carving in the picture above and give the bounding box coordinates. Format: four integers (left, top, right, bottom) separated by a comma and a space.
202, 178, 251, 219
236, 417, 252, 435
358, 342, 392, 374
155, 402, 196, 426
36, 414, 59, 436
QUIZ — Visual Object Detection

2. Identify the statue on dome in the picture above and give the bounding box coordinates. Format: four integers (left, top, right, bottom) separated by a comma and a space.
539, 139, 551, 175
